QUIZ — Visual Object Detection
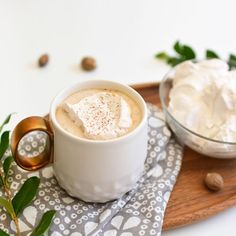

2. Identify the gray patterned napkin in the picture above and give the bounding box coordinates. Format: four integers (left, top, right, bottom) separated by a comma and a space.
0, 104, 183, 236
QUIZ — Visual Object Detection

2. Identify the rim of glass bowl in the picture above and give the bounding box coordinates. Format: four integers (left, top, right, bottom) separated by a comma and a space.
159, 68, 236, 146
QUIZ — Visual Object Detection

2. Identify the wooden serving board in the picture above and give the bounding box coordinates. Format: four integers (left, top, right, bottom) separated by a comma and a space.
131, 82, 236, 231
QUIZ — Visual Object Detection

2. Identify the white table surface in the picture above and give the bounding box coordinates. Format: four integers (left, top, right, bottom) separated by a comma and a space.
1, 0, 236, 235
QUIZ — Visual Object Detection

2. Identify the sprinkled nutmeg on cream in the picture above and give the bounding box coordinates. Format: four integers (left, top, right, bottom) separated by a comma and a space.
56, 89, 142, 140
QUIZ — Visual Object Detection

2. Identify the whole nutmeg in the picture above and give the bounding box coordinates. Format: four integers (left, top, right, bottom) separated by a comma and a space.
205, 172, 224, 191
38, 54, 49, 67
81, 57, 96, 71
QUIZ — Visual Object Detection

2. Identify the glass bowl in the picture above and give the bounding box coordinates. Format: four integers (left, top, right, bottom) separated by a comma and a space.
159, 68, 236, 159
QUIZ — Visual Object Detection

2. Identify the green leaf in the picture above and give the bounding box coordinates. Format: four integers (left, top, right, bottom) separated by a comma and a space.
155, 52, 169, 60
228, 54, 236, 69
173, 41, 182, 55
182, 45, 196, 59
0, 229, 10, 236
173, 41, 196, 59
0, 175, 3, 186
12, 176, 40, 216
0, 131, 10, 160
3, 156, 13, 180
30, 210, 56, 236
206, 50, 219, 59
229, 54, 236, 61
0, 114, 13, 134
0, 197, 15, 219
167, 57, 185, 67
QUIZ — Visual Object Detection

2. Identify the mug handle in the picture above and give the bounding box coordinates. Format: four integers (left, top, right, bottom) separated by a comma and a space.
11, 116, 54, 171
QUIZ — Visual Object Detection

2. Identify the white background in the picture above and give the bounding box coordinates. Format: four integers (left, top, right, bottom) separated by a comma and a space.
1, 0, 236, 235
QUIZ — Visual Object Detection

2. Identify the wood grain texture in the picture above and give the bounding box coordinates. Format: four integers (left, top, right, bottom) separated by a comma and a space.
132, 82, 236, 231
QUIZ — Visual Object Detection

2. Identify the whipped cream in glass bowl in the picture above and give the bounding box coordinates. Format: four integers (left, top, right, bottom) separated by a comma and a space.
160, 59, 236, 158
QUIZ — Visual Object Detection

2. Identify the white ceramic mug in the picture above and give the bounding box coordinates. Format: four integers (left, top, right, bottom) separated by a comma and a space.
11, 80, 148, 202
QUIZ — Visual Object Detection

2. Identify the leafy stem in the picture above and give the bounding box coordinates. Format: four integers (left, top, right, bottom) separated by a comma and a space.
0, 157, 21, 236
155, 41, 196, 66
155, 40, 236, 69
0, 115, 56, 236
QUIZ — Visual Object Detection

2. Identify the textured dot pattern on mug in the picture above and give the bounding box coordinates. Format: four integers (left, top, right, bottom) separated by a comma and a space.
0, 104, 183, 236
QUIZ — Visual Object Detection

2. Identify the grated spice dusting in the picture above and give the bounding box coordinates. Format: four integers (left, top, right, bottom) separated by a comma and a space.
63, 92, 132, 140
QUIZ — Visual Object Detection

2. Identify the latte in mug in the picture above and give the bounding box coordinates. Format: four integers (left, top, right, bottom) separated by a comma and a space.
11, 80, 148, 202
56, 89, 142, 140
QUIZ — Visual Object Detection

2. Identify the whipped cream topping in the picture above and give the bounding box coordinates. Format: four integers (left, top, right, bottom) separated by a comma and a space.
169, 59, 236, 142
63, 92, 132, 140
